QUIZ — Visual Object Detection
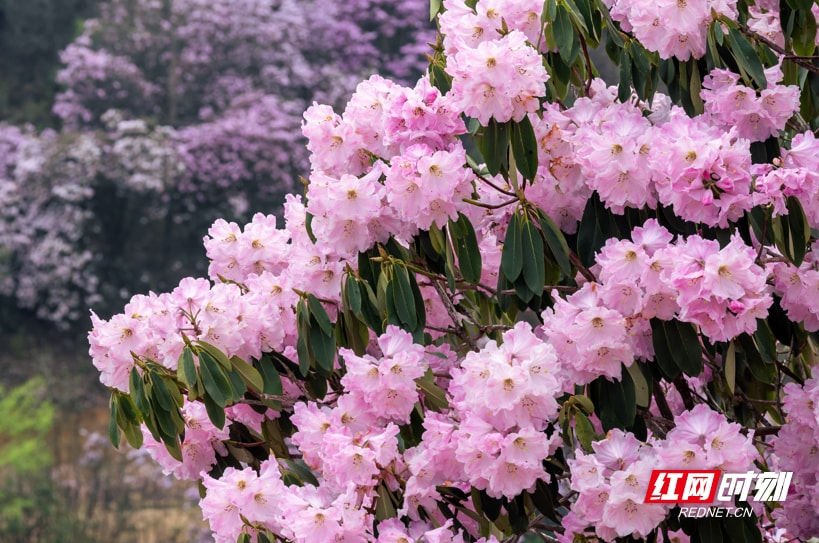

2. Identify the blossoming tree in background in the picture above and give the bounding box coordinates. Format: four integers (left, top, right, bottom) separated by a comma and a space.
0, 0, 432, 326
93, 0, 819, 541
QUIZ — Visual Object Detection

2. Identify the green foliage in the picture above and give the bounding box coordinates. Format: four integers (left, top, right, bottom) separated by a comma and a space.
0, 377, 54, 473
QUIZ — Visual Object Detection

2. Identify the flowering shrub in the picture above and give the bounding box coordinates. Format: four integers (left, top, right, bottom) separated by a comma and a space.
92, 0, 819, 542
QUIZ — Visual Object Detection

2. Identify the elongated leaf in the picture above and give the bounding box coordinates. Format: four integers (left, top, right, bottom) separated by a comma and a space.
537, 211, 572, 276
199, 350, 233, 407
230, 356, 264, 393
521, 217, 546, 294
671, 320, 704, 377
626, 363, 651, 408
130, 367, 151, 416
574, 411, 596, 452
345, 275, 362, 316
177, 347, 197, 388
376, 483, 397, 521
122, 420, 144, 450
590, 367, 636, 431
450, 213, 482, 284
725, 341, 736, 394
650, 319, 681, 381
109, 396, 121, 448
391, 265, 418, 331
480, 119, 510, 176
785, 196, 810, 266
502, 213, 524, 281
196, 340, 233, 371
618, 45, 632, 103
309, 320, 336, 377
727, 27, 767, 89
511, 116, 538, 182
554, 4, 578, 64
257, 355, 282, 398
416, 369, 449, 412
149, 374, 174, 412
307, 294, 333, 336
577, 193, 619, 267
203, 391, 226, 429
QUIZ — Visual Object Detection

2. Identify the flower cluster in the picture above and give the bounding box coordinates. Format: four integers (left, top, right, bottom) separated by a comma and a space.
701, 66, 800, 142
563, 405, 758, 541
771, 376, 819, 538
609, 0, 738, 60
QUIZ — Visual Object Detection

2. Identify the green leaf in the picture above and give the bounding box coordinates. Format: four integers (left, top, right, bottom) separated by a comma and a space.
590, 367, 636, 431
430, 0, 443, 20
195, 341, 233, 371
199, 350, 233, 407
108, 396, 121, 448
450, 213, 483, 284
554, 4, 579, 64
149, 374, 174, 412
793, 9, 817, 56
177, 347, 197, 388
785, 196, 810, 267
520, 217, 546, 294
391, 264, 418, 331
230, 357, 264, 394
257, 355, 282, 401
727, 27, 767, 89
416, 369, 449, 412
574, 411, 596, 452
203, 391, 226, 429
577, 192, 619, 268
122, 420, 144, 450
502, 213, 524, 281
510, 116, 539, 182
130, 367, 151, 416
537, 211, 572, 277
307, 294, 333, 336
309, 319, 336, 377
618, 44, 632, 103
651, 319, 681, 380
345, 275, 362, 316
375, 483, 397, 521
626, 363, 651, 408
671, 320, 704, 377
724, 341, 736, 395
480, 119, 510, 176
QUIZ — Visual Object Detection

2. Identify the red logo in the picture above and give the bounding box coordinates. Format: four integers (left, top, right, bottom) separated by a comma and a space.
645, 470, 721, 504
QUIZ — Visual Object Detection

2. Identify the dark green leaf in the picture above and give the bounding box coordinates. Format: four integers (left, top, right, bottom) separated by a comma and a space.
450, 213, 482, 284
122, 420, 144, 450
619, 45, 632, 103
345, 275, 362, 316
574, 411, 596, 452
376, 483, 397, 521
178, 347, 197, 388
196, 340, 233, 370
521, 217, 546, 294
391, 265, 418, 331
577, 193, 619, 268
199, 350, 233, 407
511, 116, 539, 182
590, 366, 636, 431
257, 355, 282, 402
793, 9, 817, 56
785, 196, 810, 267
727, 27, 767, 89
416, 369, 449, 412
537, 211, 572, 277
149, 374, 174, 412
480, 119, 510, 176
130, 367, 151, 416
230, 357, 264, 394
309, 319, 336, 377
554, 4, 579, 64
307, 294, 333, 336
502, 213, 524, 281
296, 333, 312, 378
671, 320, 704, 377
203, 391, 226, 429
109, 396, 121, 448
